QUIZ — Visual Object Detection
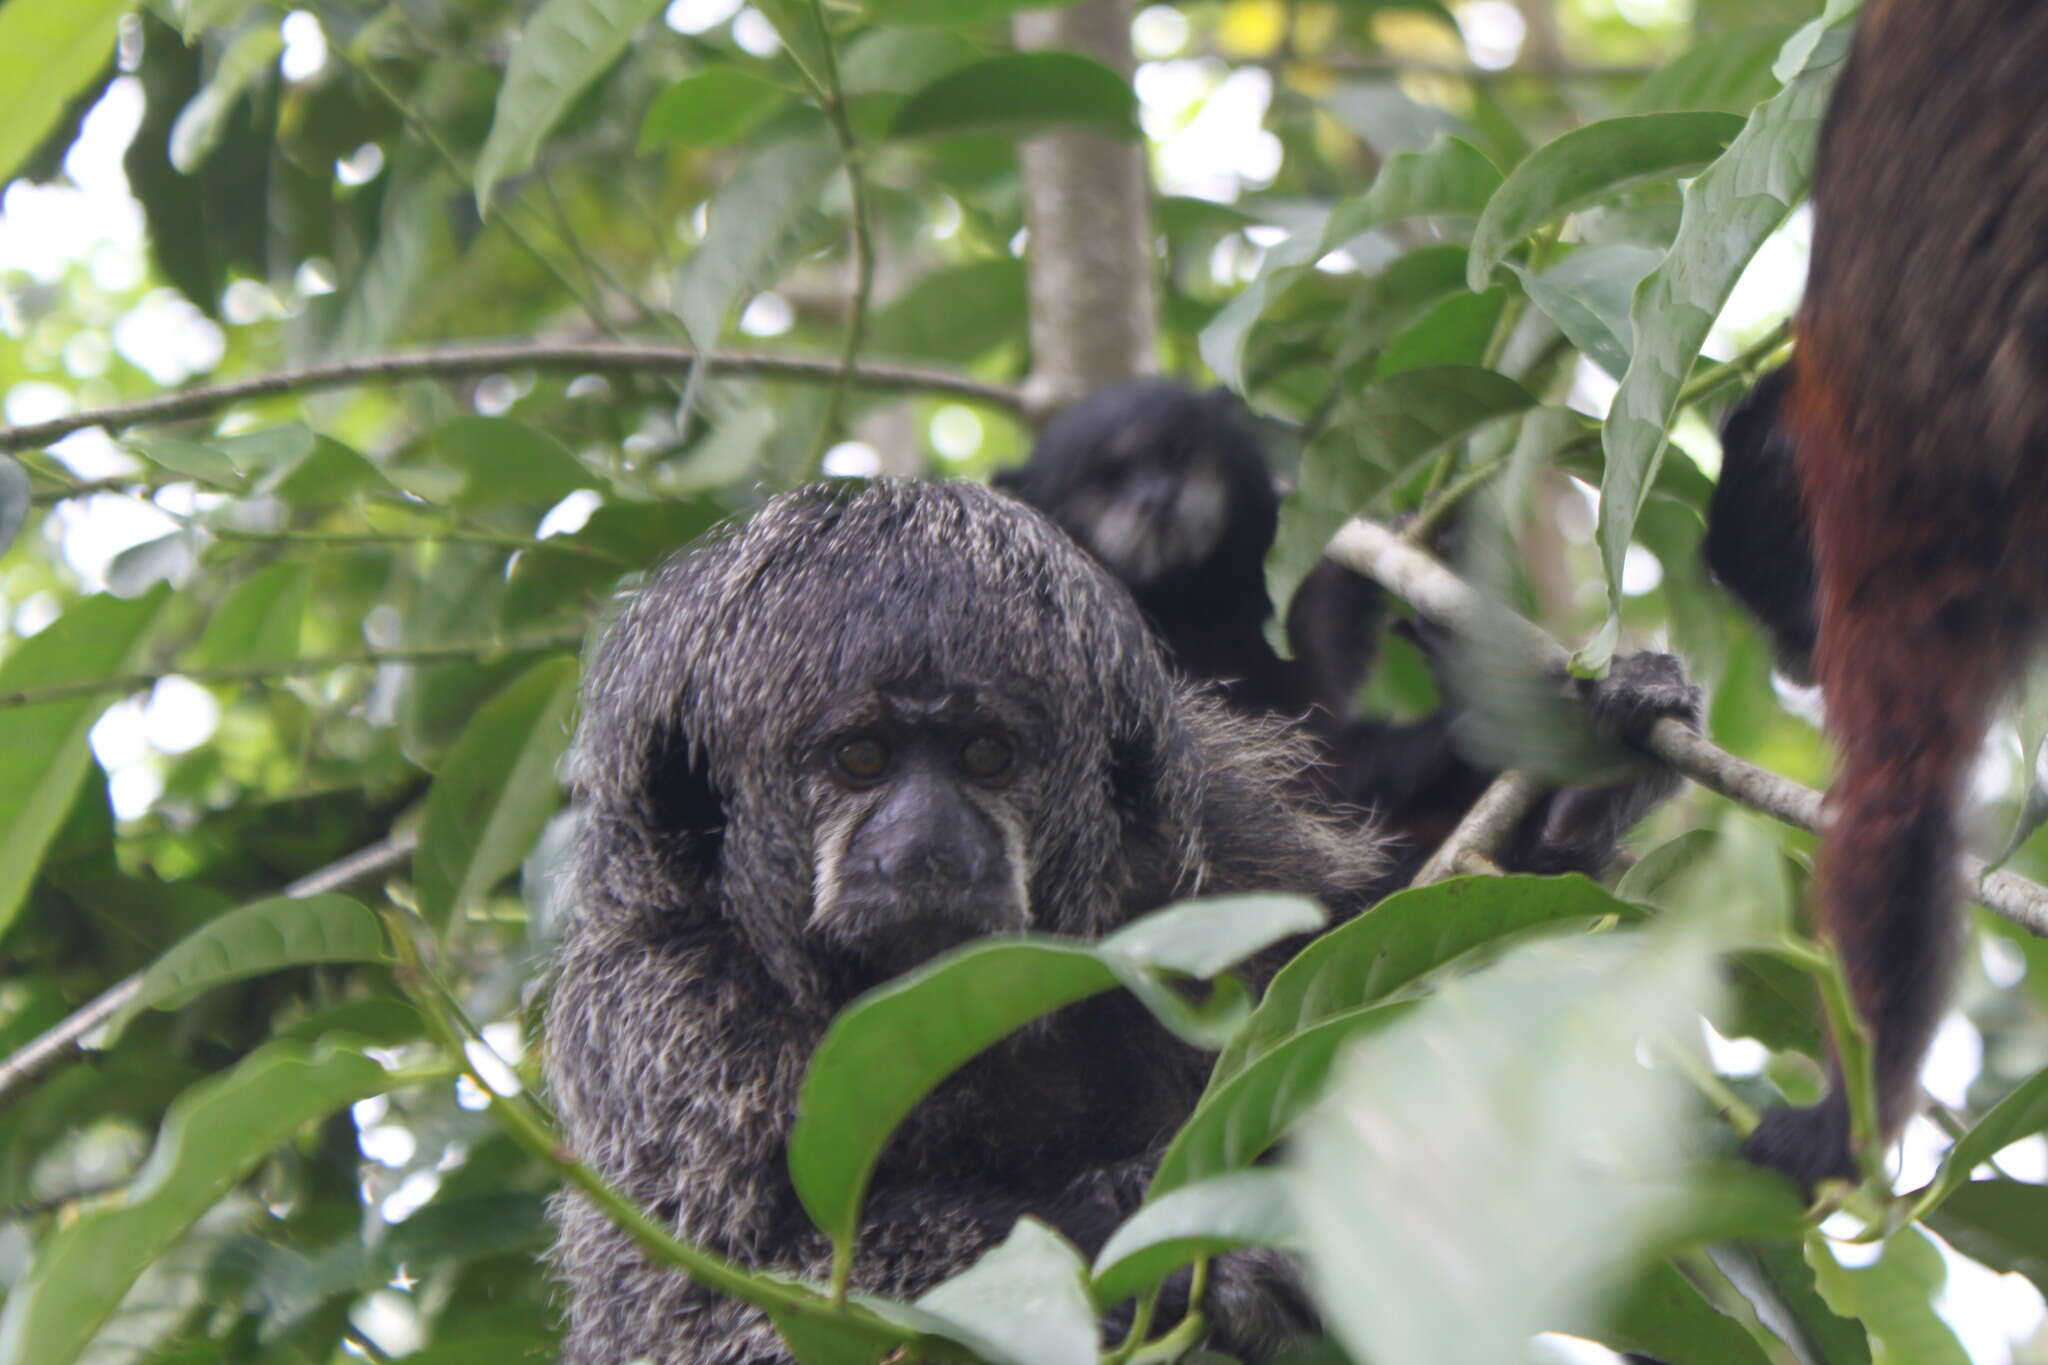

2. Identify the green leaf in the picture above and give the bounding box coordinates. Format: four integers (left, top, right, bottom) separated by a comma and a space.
0, 1038, 388, 1365
1214, 874, 1644, 1086
0, 0, 126, 185
104, 895, 390, 1044
1323, 134, 1501, 246
473, 0, 669, 213
168, 26, 282, 173
1628, 25, 1797, 116
1090, 1170, 1296, 1309
1585, 18, 1850, 672
1915, 1068, 2048, 1212
0, 457, 27, 558
398, 416, 595, 507
1100, 893, 1325, 980
1291, 930, 1719, 1365
1468, 113, 1745, 293
792, 940, 1082, 1240
1201, 135, 1501, 390
1152, 1001, 1416, 1197
888, 53, 1135, 142
790, 897, 1319, 1255
1265, 368, 1535, 627
1375, 288, 1505, 376
639, 68, 789, 151
866, 259, 1028, 362
677, 135, 840, 350
0, 589, 163, 943
1927, 1180, 2048, 1299
414, 656, 580, 927
1718, 1239, 1871, 1365
1513, 244, 1662, 381
914, 1220, 1096, 1365
122, 436, 244, 488
1807, 1226, 1969, 1365
183, 563, 310, 669
864, 0, 1084, 22
1594, 1259, 1775, 1365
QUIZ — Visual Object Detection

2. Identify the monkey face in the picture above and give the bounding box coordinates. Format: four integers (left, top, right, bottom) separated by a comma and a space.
571, 481, 1209, 1007
1064, 447, 1233, 586
804, 684, 1036, 978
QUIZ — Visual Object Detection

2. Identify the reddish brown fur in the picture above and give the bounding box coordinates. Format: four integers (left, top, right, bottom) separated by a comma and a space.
1745, 0, 2048, 1187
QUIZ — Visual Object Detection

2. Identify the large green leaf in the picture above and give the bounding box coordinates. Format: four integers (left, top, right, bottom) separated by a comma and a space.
1513, 244, 1662, 381
1152, 1000, 1416, 1197
1468, 112, 1745, 292
913, 1220, 1096, 1365
0, 0, 126, 185
1265, 368, 1535, 626
1201, 135, 1501, 389
1628, 24, 1797, 116
0, 589, 164, 943
677, 134, 841, 351
1807, 1227, 1968, 1365
473, 0, 669, 212
1290, 930, 1718, 1365
1090, 1169, 1296, 1309
639, 68, 790, 151
183, 563, 310, 669
1213, 874, 1643, 1086
103, 895, 390, 1044
1914, 1068, 2048, 1212
1593, 1259, 1776, 1365
888, 53, 1135, 142
167, 25, 282, 173
0, 1039, 388, 1365
1585, 17, 1851, 670
789, 896, 1324, 1255
394, 416, 595, 508
1928, 1179, 2048, 1299
414, 656, 580, 928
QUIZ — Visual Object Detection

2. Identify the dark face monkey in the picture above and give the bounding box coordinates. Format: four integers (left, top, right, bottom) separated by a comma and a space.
546, 480, 1380, 1364
1003, 380, 1700, 883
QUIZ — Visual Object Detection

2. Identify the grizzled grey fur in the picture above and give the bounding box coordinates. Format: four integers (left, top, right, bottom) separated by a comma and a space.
546, 480, 1383, 1364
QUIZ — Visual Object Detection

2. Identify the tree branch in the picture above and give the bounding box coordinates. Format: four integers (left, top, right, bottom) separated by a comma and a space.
0, 344, 1024, 456
0, 830, 421, 1115
1326, 518, 2048, 936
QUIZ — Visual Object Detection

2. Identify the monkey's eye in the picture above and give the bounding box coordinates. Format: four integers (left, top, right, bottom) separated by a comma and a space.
959, 736, 1014, 780
834, 738, 891, 781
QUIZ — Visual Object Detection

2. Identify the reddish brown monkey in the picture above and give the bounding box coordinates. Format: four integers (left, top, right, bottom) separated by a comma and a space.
1739, 0, 2048, 1189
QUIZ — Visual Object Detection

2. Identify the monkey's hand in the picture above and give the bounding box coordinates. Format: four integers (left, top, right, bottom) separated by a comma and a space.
1574, 650, 1703, 753
1506, 652, 1700, 877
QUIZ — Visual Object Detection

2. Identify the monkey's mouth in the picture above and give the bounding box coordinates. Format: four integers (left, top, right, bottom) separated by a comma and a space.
813, 886, 1024, 977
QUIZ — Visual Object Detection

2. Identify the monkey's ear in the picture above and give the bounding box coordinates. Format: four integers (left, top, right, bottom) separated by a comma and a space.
645, 733, 726, 866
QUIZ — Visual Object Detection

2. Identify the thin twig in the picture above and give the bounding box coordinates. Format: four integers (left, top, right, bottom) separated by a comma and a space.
0, 343, 1024, 457
0, 830, 421, 1114
1411, 770, 1549, 886
1325, 517, 2048, 936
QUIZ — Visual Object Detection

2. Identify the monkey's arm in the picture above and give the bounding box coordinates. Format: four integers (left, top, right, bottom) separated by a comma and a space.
1327, 652, 1700, 879
1498, 652, 1702, 876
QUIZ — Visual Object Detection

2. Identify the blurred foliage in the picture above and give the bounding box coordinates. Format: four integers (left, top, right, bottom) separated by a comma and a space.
0, 0, 2043, 1362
